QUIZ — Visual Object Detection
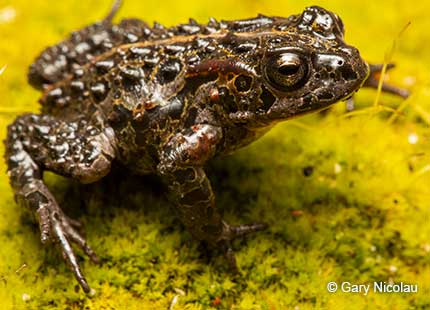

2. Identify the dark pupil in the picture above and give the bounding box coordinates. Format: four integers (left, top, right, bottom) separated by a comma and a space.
278, 64, 300, 76
264, 52, 308, 91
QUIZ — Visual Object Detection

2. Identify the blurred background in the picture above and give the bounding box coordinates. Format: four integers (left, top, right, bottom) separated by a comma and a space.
0, 0, 429, 309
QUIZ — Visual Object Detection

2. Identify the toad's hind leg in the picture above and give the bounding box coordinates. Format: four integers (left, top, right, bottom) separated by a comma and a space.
157, 124, 267, 271
4, 114, 116, 292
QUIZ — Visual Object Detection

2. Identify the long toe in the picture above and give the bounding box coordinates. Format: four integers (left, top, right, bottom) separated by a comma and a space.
229, 222, 268, 239
364, 63, 410, 98
225, 245, 240, 274
50, 210, 95, 293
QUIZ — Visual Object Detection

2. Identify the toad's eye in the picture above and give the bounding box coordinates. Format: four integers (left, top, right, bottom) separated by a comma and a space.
264, 52, 309, 92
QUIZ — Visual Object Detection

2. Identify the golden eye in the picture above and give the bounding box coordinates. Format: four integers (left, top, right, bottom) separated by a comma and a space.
264, 52, 308, 92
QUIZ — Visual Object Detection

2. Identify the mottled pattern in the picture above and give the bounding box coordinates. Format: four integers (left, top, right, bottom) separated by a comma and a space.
4, 1, 377, 293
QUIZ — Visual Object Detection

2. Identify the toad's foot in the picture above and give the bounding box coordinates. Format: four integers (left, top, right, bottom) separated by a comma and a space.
364, 63, 410, 98
31, 182, 99, 292
345, 62, 409, 112
217, 222, 268, 272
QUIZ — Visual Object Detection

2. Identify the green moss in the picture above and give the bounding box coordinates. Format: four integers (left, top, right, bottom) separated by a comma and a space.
1, 0, 430, 309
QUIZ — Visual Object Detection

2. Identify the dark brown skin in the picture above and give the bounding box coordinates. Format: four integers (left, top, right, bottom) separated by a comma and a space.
4, 1, 408, 293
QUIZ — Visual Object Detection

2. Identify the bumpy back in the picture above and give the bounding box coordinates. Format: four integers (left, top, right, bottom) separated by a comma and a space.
28, 17, 152, 90
27, 0, 286, 90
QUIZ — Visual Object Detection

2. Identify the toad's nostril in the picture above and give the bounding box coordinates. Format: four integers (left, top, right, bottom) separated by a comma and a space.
340, 65, 358, 81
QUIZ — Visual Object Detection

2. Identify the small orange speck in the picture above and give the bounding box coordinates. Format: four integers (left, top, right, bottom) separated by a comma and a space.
212, 296, 221, 306
291, 210, 303, 217
209, 88, 219, 102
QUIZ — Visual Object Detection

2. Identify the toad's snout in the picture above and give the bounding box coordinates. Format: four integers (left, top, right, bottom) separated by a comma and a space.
313, 49, 369, 96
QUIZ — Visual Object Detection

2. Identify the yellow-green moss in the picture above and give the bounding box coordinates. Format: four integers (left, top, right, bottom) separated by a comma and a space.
1, 0, 429, 309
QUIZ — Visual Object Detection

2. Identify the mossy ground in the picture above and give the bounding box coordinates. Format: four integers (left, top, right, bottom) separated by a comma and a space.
1, 0, 430, 309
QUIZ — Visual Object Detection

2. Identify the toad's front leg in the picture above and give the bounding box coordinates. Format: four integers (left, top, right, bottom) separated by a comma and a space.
364, 63, 410, 98
157, 124, 266, 270
4, 114, 116, 292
